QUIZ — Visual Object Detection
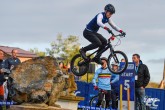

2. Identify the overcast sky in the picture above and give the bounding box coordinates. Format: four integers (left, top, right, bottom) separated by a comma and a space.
0, 0, 165, 83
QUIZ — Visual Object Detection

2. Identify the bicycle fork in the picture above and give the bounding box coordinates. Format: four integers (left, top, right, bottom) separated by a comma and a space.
109, 44, 119, 63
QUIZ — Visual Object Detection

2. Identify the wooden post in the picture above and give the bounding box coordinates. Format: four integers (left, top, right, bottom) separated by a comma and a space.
127, 88, 130, 110
120, 84, 123, 110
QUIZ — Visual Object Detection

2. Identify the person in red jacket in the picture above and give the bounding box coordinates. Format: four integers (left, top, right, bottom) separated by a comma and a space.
0, 50, 8, 109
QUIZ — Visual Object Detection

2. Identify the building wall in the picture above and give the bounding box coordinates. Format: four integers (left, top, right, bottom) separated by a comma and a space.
18, 57, 33, 62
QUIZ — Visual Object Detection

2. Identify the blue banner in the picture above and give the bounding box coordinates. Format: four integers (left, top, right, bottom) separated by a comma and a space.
119, 62, 135, 101
118, 62, 135, 109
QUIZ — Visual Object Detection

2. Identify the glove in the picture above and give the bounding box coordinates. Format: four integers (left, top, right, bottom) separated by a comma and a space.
110, 36, 115, 41
0, 68, 6, 73
104, 27, 112, 34
94, 86, 98, 90
1, 68, 11, 74
119, 30, 126, 36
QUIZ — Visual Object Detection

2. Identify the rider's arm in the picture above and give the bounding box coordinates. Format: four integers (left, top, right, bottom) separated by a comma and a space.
111, 74, 119, 84
92, 69, 100, 86
97, 13, 106, 29
108, 19, 122, 32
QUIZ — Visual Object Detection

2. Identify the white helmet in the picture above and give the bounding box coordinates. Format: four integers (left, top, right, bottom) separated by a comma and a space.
111, 62, 119, 66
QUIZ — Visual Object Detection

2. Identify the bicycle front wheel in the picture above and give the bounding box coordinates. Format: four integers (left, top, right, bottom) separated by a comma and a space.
70, 54, 89, 76
107, 51, 128, 74
90, 95, 99, 107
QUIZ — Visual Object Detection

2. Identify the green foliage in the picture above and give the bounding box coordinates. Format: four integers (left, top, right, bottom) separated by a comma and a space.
146, 82, 159, 88
30, 48, 46, 57
46, 34, 80, 64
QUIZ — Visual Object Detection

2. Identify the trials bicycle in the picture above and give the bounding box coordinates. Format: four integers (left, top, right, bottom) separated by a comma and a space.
70, 30, 128, 76
89, 89, 113, 109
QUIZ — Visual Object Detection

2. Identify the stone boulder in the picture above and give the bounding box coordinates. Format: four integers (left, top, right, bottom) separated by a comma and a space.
9, 56, 65, 106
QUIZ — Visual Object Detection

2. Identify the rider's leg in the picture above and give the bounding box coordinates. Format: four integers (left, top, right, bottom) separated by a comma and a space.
80, 29, 103, 60
96, 33, 107, 55
111, 89, 118, 109
96, 91, 104, 107
105, 90, 111, 108
93, 33, 107, 65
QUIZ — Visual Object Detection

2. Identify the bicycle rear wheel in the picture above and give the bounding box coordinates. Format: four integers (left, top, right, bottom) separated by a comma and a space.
107, 51, 128, 74
70, 54, 89, 76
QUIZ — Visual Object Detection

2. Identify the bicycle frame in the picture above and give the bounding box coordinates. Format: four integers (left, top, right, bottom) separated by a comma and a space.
87, 40, 114, 60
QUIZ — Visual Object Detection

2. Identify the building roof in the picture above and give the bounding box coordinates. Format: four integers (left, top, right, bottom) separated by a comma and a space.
0, 46, 38, 58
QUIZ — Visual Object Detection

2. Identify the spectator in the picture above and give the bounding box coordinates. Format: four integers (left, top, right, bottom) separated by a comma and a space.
59, 62, 68, 74
0, 50, 8, 109
110, 62, 119, 110
6, 49, 21, 70
132, 54, 150, 110
5, 49, 21, 107
67, 63, 71, 73
59, 62, 64, 69
121, 58, 125, 62
92, 57, 111, 108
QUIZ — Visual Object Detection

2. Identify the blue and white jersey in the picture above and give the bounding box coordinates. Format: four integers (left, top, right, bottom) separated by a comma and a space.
86, 12, 121, 32
111, 73, 119, 87
92, 67, 112, 90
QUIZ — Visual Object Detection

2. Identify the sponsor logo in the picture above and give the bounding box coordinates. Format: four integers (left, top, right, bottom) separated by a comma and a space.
144, 96, 160, 109
127, 64, 134, 70
78, 105, 111, 110
0, 101, 14, 105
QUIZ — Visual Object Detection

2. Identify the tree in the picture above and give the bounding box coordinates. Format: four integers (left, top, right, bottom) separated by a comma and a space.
30, 48, 46, 57
46, 34, 80, 64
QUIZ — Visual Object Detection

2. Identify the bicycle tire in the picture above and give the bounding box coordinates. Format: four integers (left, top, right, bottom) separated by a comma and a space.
70, 54, 89, 76
89, 95, 99, 107
107, 51, 128, 74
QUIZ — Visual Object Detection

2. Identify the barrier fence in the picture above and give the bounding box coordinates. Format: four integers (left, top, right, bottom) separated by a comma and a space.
75, 81, 165, 110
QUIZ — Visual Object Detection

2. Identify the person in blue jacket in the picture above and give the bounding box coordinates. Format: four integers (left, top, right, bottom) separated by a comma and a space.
5, 49, 21, 108
6, 49, 21, 70
110, 62, 120, 110
92, 57, 112, 108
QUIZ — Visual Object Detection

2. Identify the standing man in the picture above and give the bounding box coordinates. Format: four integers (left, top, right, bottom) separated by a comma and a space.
6, 49, 21, 70
6, 49, 21, 107
0, 50, 8, 109
92, 57, 111, 108
110, 62, 119, 110
132, 54, 150, 110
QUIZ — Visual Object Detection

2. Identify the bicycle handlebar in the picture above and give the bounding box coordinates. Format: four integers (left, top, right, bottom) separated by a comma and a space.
107, 30, 125, 42
108, 29, 125, 37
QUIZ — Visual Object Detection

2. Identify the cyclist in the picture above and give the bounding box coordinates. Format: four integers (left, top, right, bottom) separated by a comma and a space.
92, 58, 112, 108
80, 4, 126, 65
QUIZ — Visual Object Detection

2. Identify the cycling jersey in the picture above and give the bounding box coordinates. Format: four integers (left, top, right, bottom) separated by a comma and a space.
86, 12, 121, 32
92, 67, 112, 90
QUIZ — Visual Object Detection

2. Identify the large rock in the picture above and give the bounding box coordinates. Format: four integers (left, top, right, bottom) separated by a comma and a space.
10, 56, 65, 106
